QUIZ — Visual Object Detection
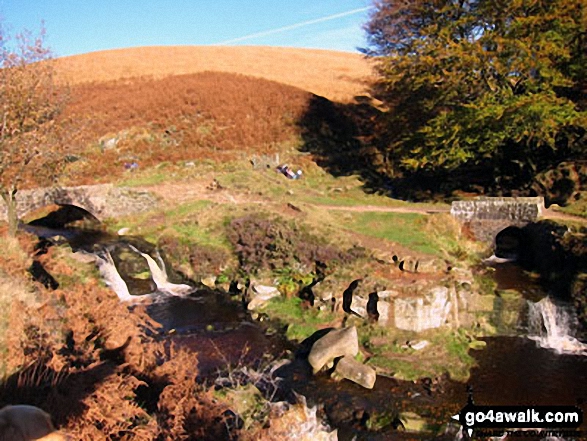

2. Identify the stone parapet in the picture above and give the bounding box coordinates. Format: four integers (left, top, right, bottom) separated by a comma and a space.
450, 196, 545, 242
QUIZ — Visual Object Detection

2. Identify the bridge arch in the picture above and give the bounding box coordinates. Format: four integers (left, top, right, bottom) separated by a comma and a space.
450, 196, 545, 246
494, 226, 525, 260
26, 204, 101, 229
0, 184, 158, 224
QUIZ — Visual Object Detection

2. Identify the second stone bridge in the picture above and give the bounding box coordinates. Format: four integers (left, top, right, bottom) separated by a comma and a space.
450, 196, 545, 243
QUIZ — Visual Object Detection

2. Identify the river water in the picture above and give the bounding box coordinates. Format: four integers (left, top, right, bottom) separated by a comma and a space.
23, 217, 587, 440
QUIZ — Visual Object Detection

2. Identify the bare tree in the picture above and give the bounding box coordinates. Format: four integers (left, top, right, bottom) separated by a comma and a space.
0, 23, 68, 236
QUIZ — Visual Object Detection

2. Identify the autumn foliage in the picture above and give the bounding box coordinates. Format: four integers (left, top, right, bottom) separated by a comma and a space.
363, 0, 586, 194
0, 25, 69, 236
61, 72, 315, 181
0, 233, 233, 440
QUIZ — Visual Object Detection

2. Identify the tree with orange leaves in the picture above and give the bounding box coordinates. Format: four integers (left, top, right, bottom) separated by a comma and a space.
0, 23, 69, 237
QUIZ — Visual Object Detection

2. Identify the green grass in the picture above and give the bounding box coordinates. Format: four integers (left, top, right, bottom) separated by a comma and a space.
117, 167, 174, 187
261, 297, 336, 342
364, 326, 477, 382
165, 200, 214, 220
556, 192, 587, 218
343, 211, 440, 255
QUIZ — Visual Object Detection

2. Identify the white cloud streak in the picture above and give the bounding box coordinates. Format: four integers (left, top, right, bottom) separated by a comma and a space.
214, 7, 370, 45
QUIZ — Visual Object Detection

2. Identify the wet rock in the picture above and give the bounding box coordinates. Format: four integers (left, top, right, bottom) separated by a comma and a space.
247, 284, 281, 310
262, 396, 338, 441
394, 287, 452, 332
332, 355, 376, 389
308, 326, 359, 373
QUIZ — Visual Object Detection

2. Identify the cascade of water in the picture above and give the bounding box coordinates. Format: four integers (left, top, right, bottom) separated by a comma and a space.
95, 249, 133, 302
527, 297, 587, 355
95, 248, 160, 303
127, 244, 193, 296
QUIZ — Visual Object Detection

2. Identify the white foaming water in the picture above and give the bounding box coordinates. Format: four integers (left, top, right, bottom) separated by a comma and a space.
483, 254, 517, 264
94, 249, 159, 303
95, 250, 133, 302
128, 245, 193, 296
527, 297, 587, 355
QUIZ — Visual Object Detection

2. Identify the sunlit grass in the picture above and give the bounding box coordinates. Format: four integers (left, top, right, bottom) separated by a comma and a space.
342, 211, 440, 255
261, 297, 337, 342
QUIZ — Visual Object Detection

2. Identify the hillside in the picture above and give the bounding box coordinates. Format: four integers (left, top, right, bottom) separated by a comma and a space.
54, 46, 375, 103
61, 71, 323, 182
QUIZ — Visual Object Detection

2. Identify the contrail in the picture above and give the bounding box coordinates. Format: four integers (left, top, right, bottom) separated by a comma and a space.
214, 7, 370, 45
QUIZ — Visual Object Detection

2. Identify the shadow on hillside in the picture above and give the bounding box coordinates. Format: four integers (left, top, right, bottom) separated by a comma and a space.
298, 96, 552, 201
296, 94, 501, 201
297, 94, 585, 204
297, 94, 397, 198
0, 353, 119, 427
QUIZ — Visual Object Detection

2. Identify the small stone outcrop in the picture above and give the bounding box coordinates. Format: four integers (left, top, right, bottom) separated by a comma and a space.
308, 326, 359, 374
247, 284, 281, 310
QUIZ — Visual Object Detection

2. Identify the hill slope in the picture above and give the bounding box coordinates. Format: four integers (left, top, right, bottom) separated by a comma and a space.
62, 71, 316, 180
55, 46, 375, 103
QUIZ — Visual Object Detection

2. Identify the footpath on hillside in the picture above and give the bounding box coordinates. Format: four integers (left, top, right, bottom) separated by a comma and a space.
140, 179, 587, 223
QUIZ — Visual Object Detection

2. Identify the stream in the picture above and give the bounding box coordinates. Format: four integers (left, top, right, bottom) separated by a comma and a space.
22, 212, 587, 441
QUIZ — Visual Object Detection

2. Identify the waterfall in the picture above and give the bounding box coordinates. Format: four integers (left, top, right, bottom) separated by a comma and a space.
128, 245, 193, 296
95, 250, 134, 302
527, 297, 587, 355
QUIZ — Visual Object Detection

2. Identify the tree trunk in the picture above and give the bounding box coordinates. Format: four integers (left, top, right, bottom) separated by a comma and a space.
1, 188, 19, 237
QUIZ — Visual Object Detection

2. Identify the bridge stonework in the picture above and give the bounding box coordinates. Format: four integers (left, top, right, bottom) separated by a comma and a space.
450, 197, 545, 242
0, 184, 159, 222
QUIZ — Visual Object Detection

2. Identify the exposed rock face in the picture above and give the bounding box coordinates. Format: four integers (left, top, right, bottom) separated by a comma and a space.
393, 287, 452, 332
308, 326, 359, 374
332, 355, 376, 389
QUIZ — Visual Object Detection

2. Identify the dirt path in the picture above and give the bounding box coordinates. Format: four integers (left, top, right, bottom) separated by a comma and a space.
141, 180, 586, 222
140, 180, 450, 215
314, 204, 449, 215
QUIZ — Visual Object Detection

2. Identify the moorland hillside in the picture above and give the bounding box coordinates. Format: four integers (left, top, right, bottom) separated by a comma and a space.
61, 71, 340, 182
55, 45, 375, 102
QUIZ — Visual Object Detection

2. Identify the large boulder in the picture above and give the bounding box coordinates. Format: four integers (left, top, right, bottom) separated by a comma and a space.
308, 326, 359, 373
332, 355, 376, 389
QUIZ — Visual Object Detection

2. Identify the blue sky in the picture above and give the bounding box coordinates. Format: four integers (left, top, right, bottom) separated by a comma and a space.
0, 0, 373, 58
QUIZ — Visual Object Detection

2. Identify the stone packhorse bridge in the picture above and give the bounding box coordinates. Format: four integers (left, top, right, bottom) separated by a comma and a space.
0, 184, 159, 222
450, 196, 545, 244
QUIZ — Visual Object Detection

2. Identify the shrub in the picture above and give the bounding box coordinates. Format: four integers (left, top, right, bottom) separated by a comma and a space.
158, 235, 233, 279
226, 213, 363, 274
